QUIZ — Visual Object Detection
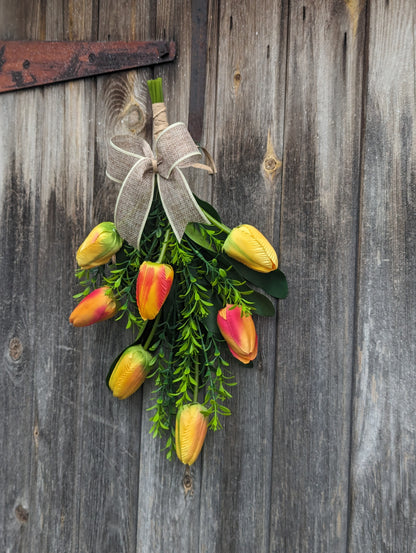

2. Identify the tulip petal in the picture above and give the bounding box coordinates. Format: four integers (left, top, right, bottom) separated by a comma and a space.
223, 224, 278, 273
109, 345, 152, 399
217, 304, 258, 363
175, 404, 208, 465
76, 222, 123, 269
136, 262, 174, 320
69, 287, 117, 327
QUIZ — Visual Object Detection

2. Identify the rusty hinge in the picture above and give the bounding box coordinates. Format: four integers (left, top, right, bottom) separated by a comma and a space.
0, 40, 176, 93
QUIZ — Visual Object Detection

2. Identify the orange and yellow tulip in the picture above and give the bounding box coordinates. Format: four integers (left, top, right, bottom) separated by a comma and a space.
175, 403, 208, 465
217, 304, 258, 364
108, 345, 152, 400
69, 287, 117, 327
223, 224, 278, 273
136, 261, 174, 320
76, 222, 123, 270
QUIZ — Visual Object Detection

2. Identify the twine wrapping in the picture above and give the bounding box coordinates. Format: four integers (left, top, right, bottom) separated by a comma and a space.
106, 116, 213, 248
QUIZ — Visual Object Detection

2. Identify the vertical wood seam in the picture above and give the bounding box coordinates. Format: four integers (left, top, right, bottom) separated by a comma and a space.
345, 1, 371, 552
72, 5, 101, 551
135, 7, 158, 553
208, 0, 222, 206
266, 1, 290, 551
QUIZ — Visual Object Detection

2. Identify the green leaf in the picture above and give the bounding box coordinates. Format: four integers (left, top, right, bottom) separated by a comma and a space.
222, 255, 288, 299
203, 289, 223, 338
185, 222, 217, 253
193, 194, 222, 222
249, 290, 276, 316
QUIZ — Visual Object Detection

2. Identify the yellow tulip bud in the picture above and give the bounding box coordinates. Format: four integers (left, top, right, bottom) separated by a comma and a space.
175, 403, 208, 465
108, 345, 152, 400
76, 222, 123, 270
223, 224, 278, 273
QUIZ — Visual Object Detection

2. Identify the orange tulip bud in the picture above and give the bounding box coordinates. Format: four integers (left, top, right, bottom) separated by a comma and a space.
223, 224, 278, 273
108, 345, 152, 400
175, 403, 208, 465
136, 261, 174, 320
76, 222, 123, 270
69, 287, 117, 327
217, 304, 258, 364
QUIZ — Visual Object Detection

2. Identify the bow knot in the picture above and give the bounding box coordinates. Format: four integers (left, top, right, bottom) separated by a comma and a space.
106, 122, 211, 248
151, 158, 159, 174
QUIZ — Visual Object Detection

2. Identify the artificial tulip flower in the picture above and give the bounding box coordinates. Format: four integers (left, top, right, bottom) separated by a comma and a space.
76, 222, 123, 270
69, 287, 117, 327
217, 304, 258, 364
223, 224, 278, 273
136, 261, 174, 320
108, 345, 152, 400
175, 403, 208, 465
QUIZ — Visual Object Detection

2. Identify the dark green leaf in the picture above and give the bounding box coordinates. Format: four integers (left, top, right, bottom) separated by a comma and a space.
193, 194, 222, 222
222, 255, 288, 299
185, 223, 216, 253
249, 290, 276, 316
203, 289, 223, 338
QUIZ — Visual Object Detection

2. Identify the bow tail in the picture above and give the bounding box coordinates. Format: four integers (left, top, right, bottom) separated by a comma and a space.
158, 168, 210, 243
114, 159, 155, 249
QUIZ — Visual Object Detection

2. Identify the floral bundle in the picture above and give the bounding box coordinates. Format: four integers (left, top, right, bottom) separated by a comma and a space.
70, 79, 287, 464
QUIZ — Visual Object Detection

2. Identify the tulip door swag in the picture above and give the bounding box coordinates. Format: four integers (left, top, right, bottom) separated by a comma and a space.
70, 78, 288, 465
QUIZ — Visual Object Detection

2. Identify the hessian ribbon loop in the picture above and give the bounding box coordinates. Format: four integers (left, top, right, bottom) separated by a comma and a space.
106, 122, 211, 249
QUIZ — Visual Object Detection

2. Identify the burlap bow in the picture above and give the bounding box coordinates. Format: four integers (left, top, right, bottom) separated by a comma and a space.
106, 122, 211, 249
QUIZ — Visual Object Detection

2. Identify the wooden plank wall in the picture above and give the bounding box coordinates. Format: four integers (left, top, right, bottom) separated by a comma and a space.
0, 1, 414, 552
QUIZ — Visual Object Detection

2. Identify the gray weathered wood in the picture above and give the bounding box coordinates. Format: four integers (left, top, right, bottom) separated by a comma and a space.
349, 2, 416, 552
270, 2, 365, 551
198, 2, 288, 553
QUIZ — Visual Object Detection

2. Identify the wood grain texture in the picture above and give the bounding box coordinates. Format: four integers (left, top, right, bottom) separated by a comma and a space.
0, 86, 43, 553
349, 1, 416, 552
0, 2, 99, 552
75, 3, 155, 553
198, 2, 288, 553
1, 0, 416, 552
270, 1, 365, 551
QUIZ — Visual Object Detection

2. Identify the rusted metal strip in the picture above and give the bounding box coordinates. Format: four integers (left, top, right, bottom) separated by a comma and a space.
187, 0, 209, 143
0, 40, 176, 93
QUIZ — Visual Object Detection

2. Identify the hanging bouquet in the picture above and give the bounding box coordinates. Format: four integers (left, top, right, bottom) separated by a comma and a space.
70, 78, 287, 464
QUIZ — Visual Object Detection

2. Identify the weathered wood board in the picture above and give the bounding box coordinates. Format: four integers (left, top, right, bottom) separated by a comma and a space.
0, 1, 415, 552
349, 2, 416, 552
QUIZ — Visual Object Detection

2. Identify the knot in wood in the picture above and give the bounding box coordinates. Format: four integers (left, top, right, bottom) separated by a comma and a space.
9, 337, 23, 361
182, 465, 194, 496
122, 103, 145, 134
263, 155, 281, 173
233, 69, 242, 94
263, 130, 281, 181
15, 504, 29, 523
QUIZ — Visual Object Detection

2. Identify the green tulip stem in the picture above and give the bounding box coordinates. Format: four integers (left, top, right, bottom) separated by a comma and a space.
202, 210, 231, 234
157, 228, 171, 263
193, 360, 200, 403
147, 78, 164, 104
144, 311, 162, 351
